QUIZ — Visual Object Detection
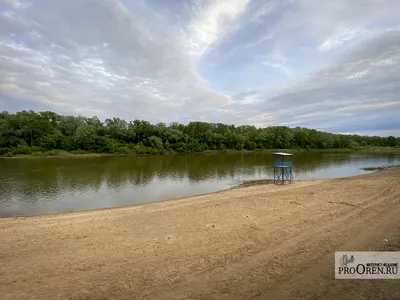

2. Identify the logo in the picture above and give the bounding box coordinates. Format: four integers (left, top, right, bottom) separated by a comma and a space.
339, 254, 355, 267
335, 252, 400, 279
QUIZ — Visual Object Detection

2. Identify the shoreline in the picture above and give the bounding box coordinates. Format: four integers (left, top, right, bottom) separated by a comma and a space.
1, 168, 400, 299
1, 147, 400, 159
3, 166, 398, 220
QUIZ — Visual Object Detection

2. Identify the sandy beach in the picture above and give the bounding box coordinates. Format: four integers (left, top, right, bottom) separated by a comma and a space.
1, 168, 399, 300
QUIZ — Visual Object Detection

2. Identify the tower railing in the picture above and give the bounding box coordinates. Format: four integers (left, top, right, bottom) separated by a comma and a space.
273, 152, 294, 185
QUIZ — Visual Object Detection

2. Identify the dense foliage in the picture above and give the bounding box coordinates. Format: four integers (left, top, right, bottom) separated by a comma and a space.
0, 110, 399, 156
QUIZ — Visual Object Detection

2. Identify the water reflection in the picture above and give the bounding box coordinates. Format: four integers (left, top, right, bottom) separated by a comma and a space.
0, 152, 398, 217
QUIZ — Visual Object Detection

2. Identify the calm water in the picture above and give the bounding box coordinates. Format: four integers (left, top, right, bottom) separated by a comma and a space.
0, 152, 399, 217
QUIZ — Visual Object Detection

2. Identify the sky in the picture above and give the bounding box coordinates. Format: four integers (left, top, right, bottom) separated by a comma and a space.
1, 0, 400, 136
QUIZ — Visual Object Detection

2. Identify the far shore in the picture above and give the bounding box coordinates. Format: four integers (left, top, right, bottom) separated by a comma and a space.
1, 146, 400, 159
1, 168, 399, 299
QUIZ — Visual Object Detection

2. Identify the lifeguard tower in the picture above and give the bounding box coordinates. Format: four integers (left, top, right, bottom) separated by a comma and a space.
273, 152, 294, 184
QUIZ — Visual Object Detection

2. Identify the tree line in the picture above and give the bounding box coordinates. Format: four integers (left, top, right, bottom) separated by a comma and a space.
0, 110, 398, 156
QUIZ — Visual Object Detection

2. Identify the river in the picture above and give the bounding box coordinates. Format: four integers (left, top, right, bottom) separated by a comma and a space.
0, 152, 399, 217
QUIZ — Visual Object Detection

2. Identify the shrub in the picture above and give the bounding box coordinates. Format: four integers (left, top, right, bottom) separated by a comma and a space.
0, 148, 10, 155
349, 141, 360, 150
71, 149, 87, 155
43, 150, 61, 156
60, 136, 75, 151
158, 149, 167, 155
31, 146, 41, 153
15, 145, 32, 155
217, 144, 226, 151
94, 136, 118, 153
40, 135, 60, 151
4, 152, 14, 157
174, 142, 188, 153
115, 146, 131, 154
146, 136, 164, 150
244, 141, 257, 150
147, 148, 159, 154
133, 143, 147, 154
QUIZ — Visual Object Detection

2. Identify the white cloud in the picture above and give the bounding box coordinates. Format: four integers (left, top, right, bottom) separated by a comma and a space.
336, 101, 400, 112
346, 70, 370, 79
318, 29, 362, 51
186, 0, 250, 57
250, 1, 278, 23
0, 0, 399, 135
261, 50, 291, 75
0, 0, 24, 9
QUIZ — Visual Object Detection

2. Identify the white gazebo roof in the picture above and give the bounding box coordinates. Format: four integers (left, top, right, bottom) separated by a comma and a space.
273, 152, 293, 156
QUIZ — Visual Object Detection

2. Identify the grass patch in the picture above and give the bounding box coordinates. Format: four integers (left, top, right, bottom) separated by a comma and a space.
358, 147, 400, 154
43, 150, 71, 156
362, 165, 400, 172
238, 179, 274, 187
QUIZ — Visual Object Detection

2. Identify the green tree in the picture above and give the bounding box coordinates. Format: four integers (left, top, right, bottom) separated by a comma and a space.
0, 110, 398, 156
146, 136, 164, 151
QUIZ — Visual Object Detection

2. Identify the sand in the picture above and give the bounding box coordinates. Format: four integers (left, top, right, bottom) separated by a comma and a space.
1, 168, 400, 300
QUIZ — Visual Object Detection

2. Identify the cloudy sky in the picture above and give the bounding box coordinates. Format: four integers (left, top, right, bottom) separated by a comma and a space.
1, 0, 400, 136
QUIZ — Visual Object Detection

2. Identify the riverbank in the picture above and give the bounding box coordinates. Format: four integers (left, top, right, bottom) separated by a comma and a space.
1, 168, 400, 300
1, 146, 400, 159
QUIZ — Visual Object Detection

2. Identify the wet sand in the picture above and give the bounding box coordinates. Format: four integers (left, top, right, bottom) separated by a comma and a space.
1, 168, 400, 300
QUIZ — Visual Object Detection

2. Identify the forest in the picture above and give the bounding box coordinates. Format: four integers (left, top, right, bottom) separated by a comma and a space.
0, 110, 399, 156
